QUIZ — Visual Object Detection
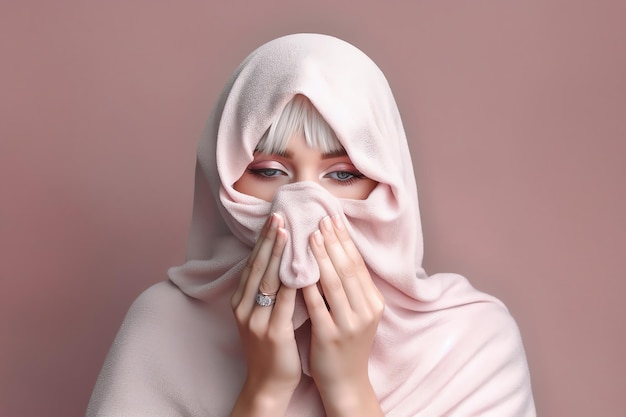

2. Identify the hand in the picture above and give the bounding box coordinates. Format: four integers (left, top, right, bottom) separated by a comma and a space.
302, 214, 385, 416
229, 213, 301, 416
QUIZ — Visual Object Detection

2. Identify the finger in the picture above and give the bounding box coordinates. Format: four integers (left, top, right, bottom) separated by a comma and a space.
330, 214, 378, 293
329, 215, 364, 268
258, 226, 286, 295
240, 213, 283, 311
252, 227, 288, 320
248, 212, 275, 264
231, 214, 275, 307
330, 214, 384, 311
302, 284, 334, 330
331, 214, 384, 311
309, 228, 352, 326
319, 216, 367, 313
269, 284, 297, 329
245, 214, 284, 297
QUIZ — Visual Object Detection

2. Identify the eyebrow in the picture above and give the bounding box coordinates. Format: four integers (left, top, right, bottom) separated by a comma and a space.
322, 148, 349, 159
270, 148, 348, 159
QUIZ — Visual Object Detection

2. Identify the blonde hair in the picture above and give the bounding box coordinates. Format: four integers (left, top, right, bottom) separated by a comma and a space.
255, 95, 343, 154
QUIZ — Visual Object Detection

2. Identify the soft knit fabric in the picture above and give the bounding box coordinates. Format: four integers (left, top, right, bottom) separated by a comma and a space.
87, 33, 536, 416
269, 181, 345, 289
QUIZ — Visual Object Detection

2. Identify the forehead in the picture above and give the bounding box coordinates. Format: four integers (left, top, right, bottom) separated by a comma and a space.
254, 134, 349, 161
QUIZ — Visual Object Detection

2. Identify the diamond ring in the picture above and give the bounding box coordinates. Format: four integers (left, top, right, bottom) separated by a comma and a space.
255, 291, 277, 307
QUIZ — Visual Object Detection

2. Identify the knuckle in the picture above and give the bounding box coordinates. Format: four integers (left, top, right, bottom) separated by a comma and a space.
248, 315, 267, 337
325, 276, 343, 292
371, 302, 385, 321
315, 247, 330, 261
374, 289, 385, 306
354, 256, 367, 270
249, 258, 265, 275
266, 326, 285, 345
318, 327, 339, 343
271, 244, 282, 257
342, 321, 359, 338
258, 280, 277, 294
337, 229, 353, 244
359, 309, 375, 324
376, 300, 385, 314
232, 305, 246, 323
337, 261, 356, 280
309, 294, 327, 310
369, 291, 385, 311
249, 326, 265, 340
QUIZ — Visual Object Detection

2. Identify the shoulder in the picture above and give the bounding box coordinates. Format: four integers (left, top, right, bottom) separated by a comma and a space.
130, 279, 192, 312
97, 280, 211, 375
427, 274, 526, 352
439, 299, 536, 415
121, 280, 201, 330
87, 281, 208, 416
460, 299, 523, 341
439, 297, 529, 368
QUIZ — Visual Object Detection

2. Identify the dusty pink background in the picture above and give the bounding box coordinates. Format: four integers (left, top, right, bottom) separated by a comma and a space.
2, 1, 624, 416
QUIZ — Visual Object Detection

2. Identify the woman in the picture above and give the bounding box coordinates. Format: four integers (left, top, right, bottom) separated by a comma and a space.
87, 33, 535, 416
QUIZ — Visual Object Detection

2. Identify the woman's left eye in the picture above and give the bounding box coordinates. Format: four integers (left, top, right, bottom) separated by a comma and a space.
325, 171, 365, 183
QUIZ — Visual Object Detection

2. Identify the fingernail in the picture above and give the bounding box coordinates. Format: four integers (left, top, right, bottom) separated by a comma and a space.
331, 214, 344, 230
270, 212, 279, 229
313, 230, 323, 245
321, 216, 332, 232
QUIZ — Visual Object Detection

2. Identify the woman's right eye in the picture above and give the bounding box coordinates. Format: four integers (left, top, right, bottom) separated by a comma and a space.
248, 168, 286, 178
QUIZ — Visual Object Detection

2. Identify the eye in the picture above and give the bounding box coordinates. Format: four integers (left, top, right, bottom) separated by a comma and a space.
327, 171, 355, 180
325, 170, 366, 184
248, 168, 287, 178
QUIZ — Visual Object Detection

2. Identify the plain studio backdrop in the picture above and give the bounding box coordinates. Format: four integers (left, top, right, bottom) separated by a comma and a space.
1, 1, 624, 416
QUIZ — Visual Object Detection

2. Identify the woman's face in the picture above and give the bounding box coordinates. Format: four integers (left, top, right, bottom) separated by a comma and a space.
233, 134, 378, 201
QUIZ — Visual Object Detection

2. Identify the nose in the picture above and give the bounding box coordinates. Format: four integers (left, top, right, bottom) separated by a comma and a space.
293, 168, 318, 184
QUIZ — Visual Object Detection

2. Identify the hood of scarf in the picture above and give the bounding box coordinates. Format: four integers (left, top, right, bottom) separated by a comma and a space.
170, 33, 428, 301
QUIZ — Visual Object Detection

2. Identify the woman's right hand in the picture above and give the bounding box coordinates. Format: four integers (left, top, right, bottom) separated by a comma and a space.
229, 213, 301, 416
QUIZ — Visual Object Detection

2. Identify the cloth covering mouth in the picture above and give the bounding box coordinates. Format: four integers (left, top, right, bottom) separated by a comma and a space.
269, 181, 347, 346
270, 181, 345, 289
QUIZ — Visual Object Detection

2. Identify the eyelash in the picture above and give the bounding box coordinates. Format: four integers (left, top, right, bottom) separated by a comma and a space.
324, 171, 366, 186
247, 168, 286, 180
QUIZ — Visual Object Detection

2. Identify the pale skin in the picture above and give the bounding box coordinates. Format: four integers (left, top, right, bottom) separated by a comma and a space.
229, 134, 385, 417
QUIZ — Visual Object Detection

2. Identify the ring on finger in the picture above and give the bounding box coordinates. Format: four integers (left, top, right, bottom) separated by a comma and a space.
255, 291, 278, 307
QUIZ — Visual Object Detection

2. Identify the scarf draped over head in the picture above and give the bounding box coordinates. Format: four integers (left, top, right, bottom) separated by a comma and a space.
86, 33, 535, 417
177, 33, 424, 296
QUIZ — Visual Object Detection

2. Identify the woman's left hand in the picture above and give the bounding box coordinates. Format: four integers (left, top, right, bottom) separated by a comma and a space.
302, 214, 385, 417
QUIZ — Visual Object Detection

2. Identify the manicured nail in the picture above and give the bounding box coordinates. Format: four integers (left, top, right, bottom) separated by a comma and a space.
270, 212, 279, 229
313, 230, 323, 245
331, 214, 344, 230
321, 216, 332, 232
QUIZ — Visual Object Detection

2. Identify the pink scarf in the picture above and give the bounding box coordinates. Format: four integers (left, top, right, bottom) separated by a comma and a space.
87, 33, 535, 416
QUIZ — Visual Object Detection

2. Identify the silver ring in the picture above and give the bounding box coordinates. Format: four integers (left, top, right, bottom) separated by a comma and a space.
255, 291, 277, 307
